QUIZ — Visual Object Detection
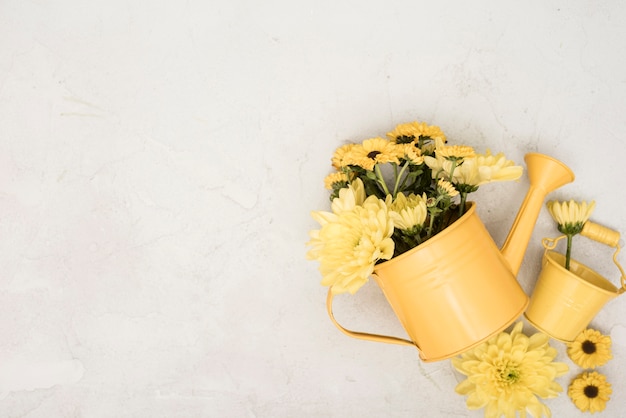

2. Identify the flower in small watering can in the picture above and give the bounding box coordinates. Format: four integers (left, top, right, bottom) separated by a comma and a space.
308, 121, 523, 295
452, 322, 569, 418
546, 200, 596, 270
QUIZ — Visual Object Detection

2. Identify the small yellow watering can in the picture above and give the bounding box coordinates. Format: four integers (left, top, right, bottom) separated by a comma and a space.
327, 153, 575, 362
525, 222, 626, 342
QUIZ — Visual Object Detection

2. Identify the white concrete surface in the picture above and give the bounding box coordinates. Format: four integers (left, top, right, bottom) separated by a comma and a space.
1, 1, 625, 416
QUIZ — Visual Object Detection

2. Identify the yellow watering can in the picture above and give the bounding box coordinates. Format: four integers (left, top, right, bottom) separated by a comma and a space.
525, 222, 626, 342
327, 153, 575, 362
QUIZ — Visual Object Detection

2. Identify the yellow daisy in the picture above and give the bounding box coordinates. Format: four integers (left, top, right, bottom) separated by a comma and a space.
437, 179, 458, 197
343, 137, 400, 171
386, 121, 446, 145
452, 322, 569, 418
331, 143, 356, 169
568, 371, 612, 413
434, 138, 476, 162
567, 328, 612, 369
547, 200, 596, 236
397, 143, 424, 165
323, 172, 348, 190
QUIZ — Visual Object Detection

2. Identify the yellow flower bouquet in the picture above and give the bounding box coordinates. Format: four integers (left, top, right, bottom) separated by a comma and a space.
307, 121, 524, 295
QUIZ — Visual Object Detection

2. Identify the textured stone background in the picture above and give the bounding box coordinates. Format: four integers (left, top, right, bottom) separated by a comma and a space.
1, 1, 625, 416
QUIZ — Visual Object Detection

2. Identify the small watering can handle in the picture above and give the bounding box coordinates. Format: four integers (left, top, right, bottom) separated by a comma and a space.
581, 221, 621, 247
581, 222, 626, 292
326, 288, 417, 348
581, 222, 626, 293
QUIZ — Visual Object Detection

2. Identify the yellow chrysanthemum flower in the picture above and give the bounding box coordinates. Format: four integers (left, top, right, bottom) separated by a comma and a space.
420, 141, 437, 155
568, 371, 612, 413
547, 200, 596, 235
323, 172, 349, 190
386, 121, 446, 144
386, 192, 427, 231
331, 143, 356, 169
450, 151, 523, 188
437, 179, 459, 197
452, 322, 569, 418
330, 178, 366, 214
308, 180, 367, 259
434, 138, 476, 162
398, 143, 424, 165
459, 150, 523, 185
342, 137, 401, 171
307, 193, 394, 295
422, 155, 457, 180
567, 328, 612, 369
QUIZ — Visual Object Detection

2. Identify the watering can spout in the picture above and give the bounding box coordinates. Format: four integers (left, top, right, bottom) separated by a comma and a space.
500, 153, 575, 276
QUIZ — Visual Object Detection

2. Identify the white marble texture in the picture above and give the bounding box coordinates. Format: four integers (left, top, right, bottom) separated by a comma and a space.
1, 1, 626, 416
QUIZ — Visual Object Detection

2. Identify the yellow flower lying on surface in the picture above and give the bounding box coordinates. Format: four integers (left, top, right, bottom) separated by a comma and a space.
452, 322, 568, 418
568, 371, 612, 413
307, 180, 394, 295
567, 328, 612, 369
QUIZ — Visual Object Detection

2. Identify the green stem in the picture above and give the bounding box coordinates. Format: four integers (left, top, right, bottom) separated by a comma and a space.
459, 192, 467, 217
397, 170, 411, 192
374, 165, 390, 195
447, 159, 458, 182
393, 161, 410, 196
565, 234, 573, 270
426, 206, 440, 239
427, 215, 435, 239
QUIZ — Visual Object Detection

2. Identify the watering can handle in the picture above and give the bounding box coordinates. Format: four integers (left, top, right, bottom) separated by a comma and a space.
581, 222, 626, 293
581, 222, 621, 247
326, 288, 417, 348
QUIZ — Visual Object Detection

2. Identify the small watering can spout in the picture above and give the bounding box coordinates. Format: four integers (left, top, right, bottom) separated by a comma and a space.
500, 153, 575, 276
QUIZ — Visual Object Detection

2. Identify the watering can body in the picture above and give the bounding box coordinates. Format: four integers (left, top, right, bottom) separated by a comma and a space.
327, 153, 575, 361
372, 202, 527, 361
